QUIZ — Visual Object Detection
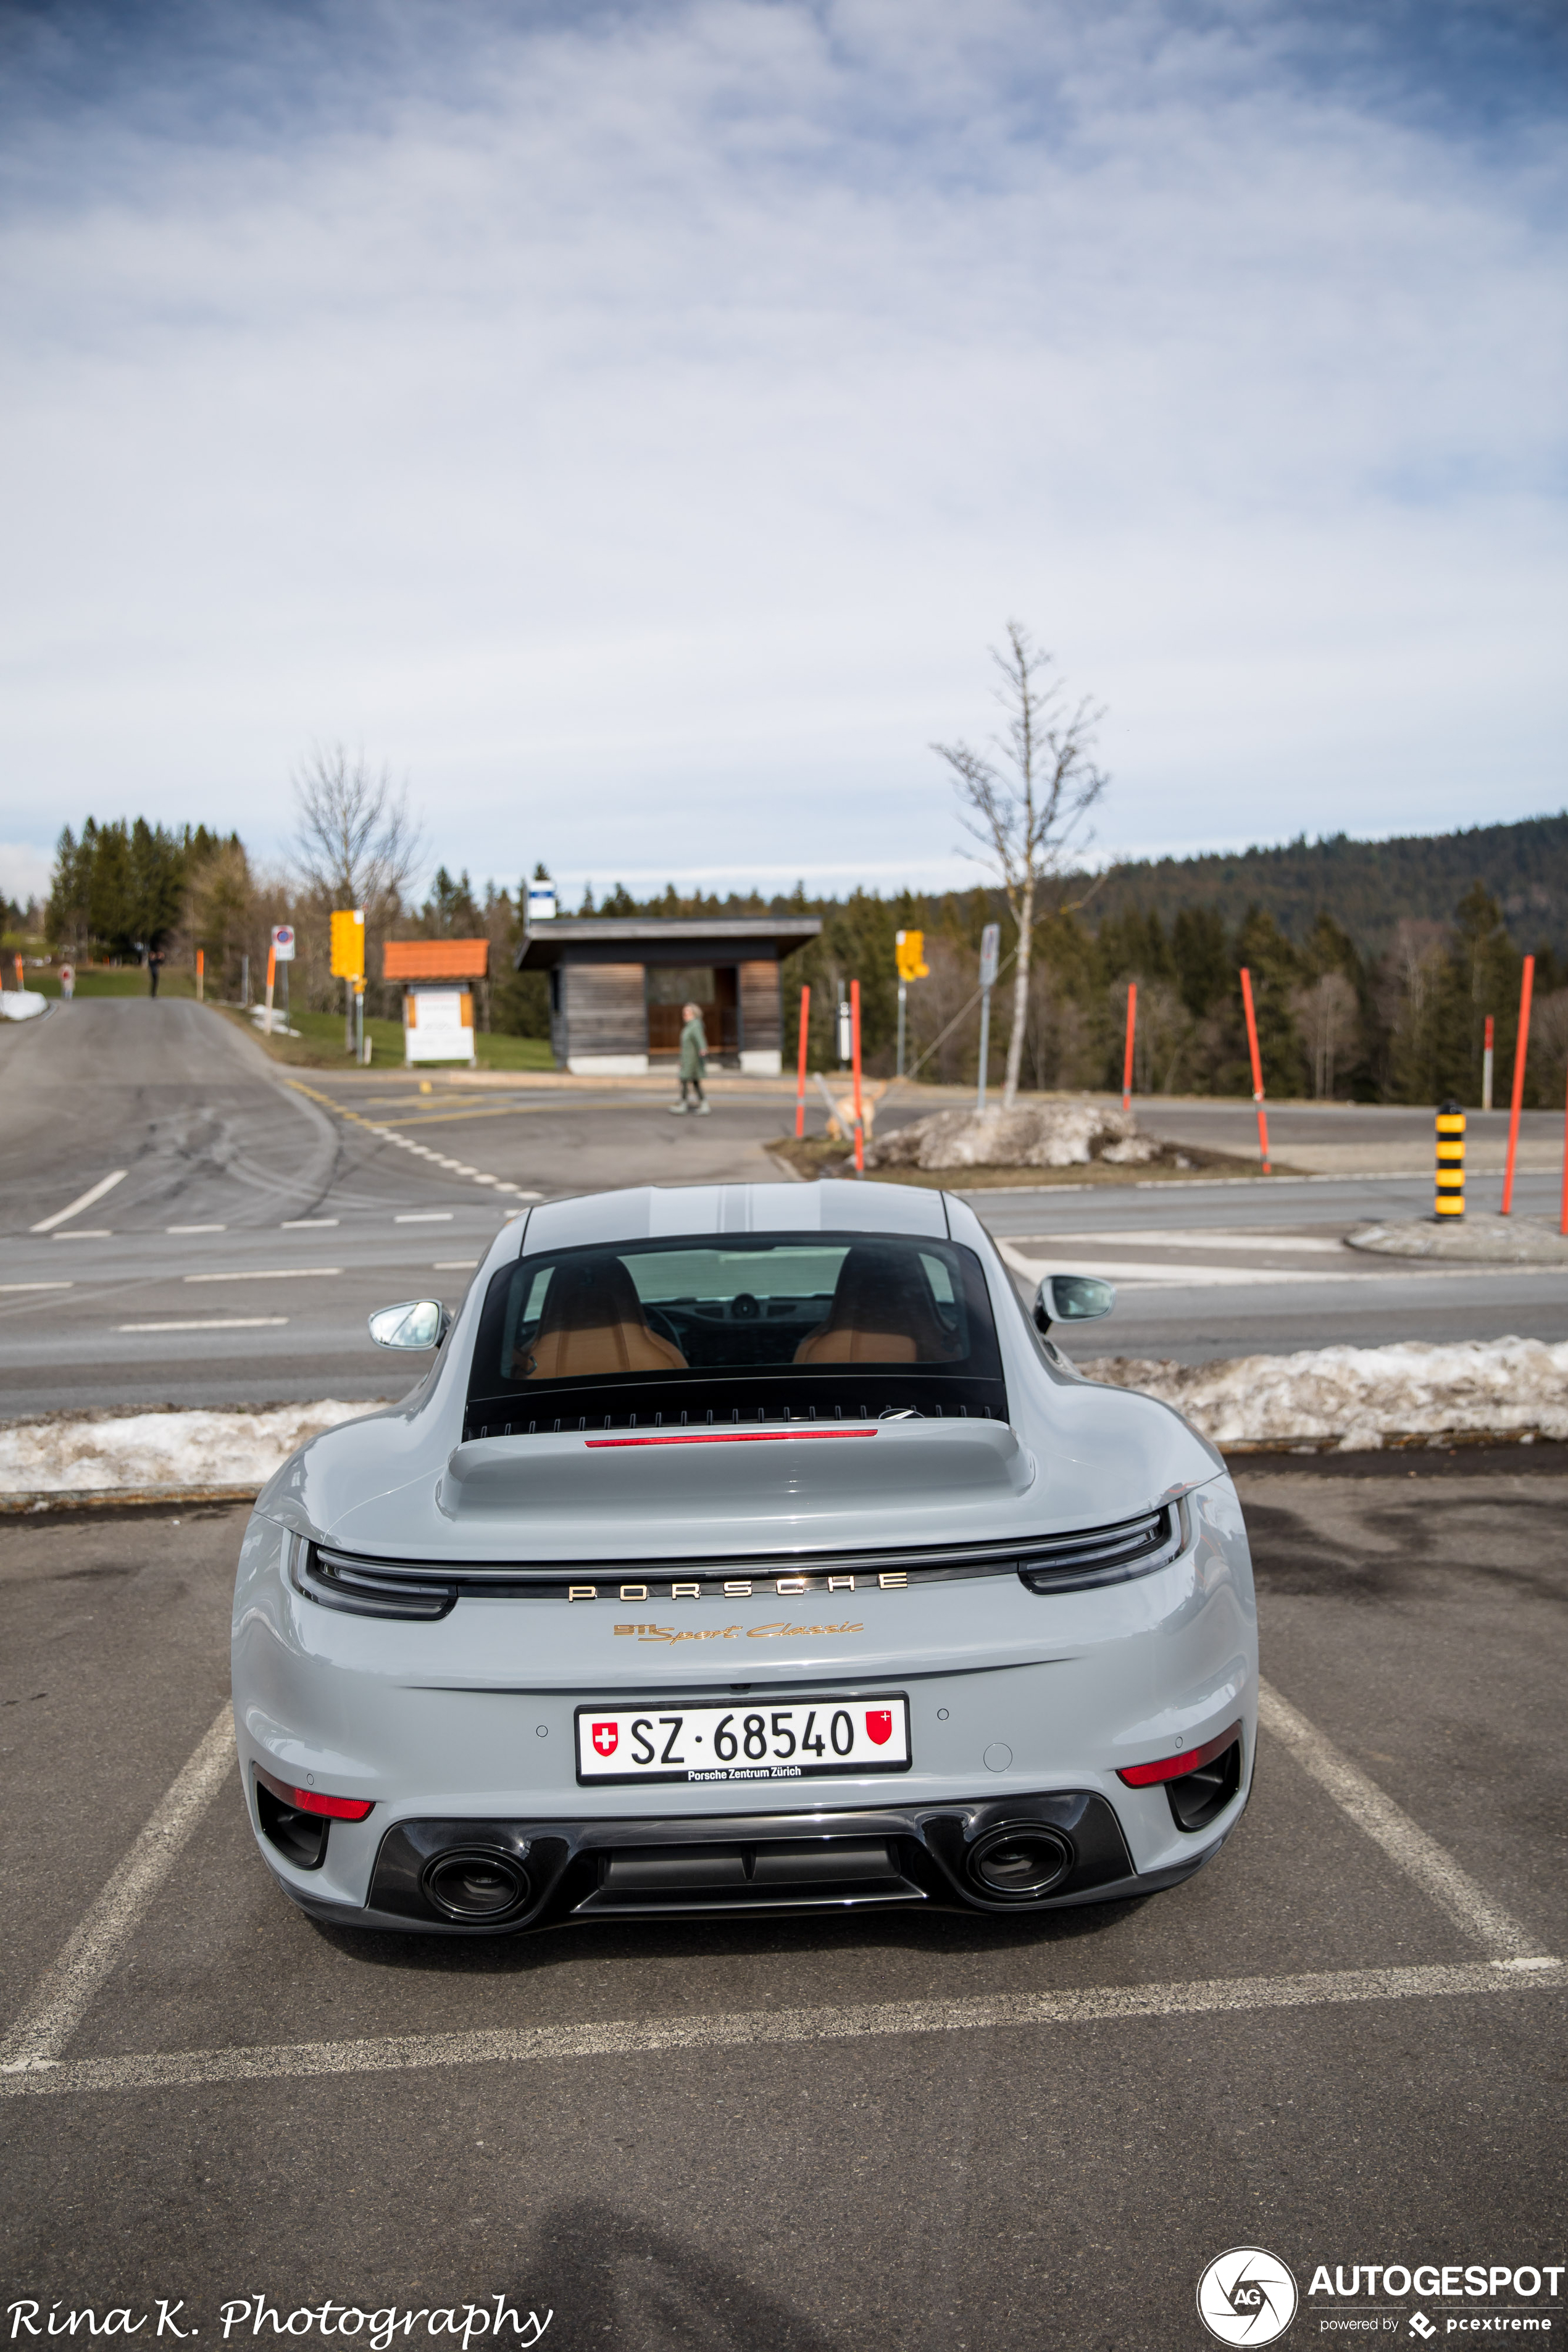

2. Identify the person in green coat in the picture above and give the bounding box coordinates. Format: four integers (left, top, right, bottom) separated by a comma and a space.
671, 1001, 711, 1114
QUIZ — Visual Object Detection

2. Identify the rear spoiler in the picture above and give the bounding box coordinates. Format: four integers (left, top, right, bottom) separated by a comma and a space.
438, 1416, 1035, 1533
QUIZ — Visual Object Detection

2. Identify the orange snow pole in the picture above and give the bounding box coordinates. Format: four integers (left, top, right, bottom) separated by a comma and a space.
850, 978, 865, 1175
1239, 967, 1272, 1174
1560, 1061, 1568, 1238
12, 954, 21, 991
1122, 981, 1137, 1112
794, 985, 811, 1141
1501, 954, 1534, 1217
196, 948, 204, 1003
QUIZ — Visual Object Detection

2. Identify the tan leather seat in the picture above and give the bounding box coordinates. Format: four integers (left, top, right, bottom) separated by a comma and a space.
516, 1254, 687, 1380
794, 1244, 960, 1367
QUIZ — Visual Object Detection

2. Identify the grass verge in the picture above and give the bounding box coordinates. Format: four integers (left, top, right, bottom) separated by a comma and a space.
211, 1002, 554, 1072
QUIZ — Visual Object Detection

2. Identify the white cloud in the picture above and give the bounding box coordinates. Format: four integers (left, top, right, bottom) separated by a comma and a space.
0, 843, 52, 905
0, 0, 1563, 901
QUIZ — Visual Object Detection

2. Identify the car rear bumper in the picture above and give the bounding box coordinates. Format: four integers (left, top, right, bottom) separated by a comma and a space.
265, 1778, 1245, 1935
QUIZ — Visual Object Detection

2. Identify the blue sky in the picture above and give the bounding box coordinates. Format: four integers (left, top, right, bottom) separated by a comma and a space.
1, 0, 1564, 908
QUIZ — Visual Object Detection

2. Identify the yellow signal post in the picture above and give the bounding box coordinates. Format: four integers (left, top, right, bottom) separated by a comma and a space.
1435, 1096, 1465, 1219
894, 929, 928, 1078
330, 909, 366, 1056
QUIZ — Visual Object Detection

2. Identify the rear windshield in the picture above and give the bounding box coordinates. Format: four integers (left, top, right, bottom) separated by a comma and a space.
464, 1232, 1006, 1437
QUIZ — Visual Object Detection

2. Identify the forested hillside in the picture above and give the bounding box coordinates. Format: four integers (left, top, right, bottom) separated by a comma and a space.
1088, 814, 1568, 962
15, 807, 1567, 1108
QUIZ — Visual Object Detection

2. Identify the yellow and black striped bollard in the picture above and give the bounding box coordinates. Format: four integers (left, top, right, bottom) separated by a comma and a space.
1435, 1097, 1466, 1219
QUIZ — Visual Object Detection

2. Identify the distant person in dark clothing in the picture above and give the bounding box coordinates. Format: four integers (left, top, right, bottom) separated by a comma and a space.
670, 1001, 711, 1114
148, 949, 164, 998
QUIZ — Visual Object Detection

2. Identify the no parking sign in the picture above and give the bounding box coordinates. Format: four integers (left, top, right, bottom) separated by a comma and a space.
271, 925, 296, 962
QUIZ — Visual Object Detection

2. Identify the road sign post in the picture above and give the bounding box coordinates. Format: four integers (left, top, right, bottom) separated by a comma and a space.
794, 985, 811, 1140
850, 979, 865, 1175
1435, 1099, 1466, 1219
269, 925, 294, 1036
1482, 1014, 1495, 1113
976, 924, 1000, 1111
331, 909, 366, 1054
894, 930, 928, 1079
1501, 956, 1535, 1217
1239, 966, 1272, 1174
1122, 981, 1137, 1112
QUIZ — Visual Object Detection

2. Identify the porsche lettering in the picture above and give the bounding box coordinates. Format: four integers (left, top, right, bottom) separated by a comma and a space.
567, 1570, 909, 1601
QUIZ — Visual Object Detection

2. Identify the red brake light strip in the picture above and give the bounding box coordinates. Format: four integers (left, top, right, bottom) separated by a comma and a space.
1116, 1720, 1242, 1788
254, 1764, 374, 1821
585, 1427, 878, 1449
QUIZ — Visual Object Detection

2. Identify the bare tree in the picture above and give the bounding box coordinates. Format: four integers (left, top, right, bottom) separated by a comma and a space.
1293, 971, 1358, 1099
933, 623, 1108, 1108
291, 745, 422, 919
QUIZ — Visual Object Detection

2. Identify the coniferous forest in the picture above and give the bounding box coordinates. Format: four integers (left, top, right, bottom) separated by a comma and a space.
10, 809, 1567, 1109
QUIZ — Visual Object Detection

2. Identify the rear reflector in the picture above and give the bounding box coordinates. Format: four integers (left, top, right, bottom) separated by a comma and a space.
585, 1427, 878, 1449
1116, 1722, 1242, 1788
254, 1764, 374, 1820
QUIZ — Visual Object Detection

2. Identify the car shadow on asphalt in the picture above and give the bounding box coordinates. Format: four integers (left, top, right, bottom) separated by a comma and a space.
304, 1891, 1157, 1979
515, 2200, 838, 2351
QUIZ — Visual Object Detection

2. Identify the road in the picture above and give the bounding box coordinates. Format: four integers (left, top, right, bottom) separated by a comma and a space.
2, 1001, 1565, 1415
1, 1457, 1562, 2344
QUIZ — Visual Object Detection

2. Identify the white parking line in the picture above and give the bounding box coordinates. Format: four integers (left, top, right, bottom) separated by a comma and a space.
395, 1212, 454, 1223
29, 1170, 127, 1233
1, 1960, 1560, 2101
167, 1224, 227, 1235
51, 1228, 114, 1241
184, 1268, 341, 1282
283, 1218, 338, 1228
117, 1317, 289, 1332
0, 1704, 234, 2075
435, 1260, 479, 1269
1256, 1681, 1546, 1960
0, 1682, 1555, 2101
0, 1282, 73, 1292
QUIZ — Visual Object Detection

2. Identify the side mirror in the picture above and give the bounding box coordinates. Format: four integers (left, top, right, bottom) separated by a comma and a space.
1033, 1274, 1116, 1335
369, 1299, 452, 1351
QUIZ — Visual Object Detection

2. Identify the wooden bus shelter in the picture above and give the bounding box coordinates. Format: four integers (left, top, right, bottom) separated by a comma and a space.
383, 938, 490, 1066
515, 915, 820, 1075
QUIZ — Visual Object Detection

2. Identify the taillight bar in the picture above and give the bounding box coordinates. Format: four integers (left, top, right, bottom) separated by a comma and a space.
254, 1764, 374, 1820
585, 1427, 878, 1449
1116, 1721, 1242, 1788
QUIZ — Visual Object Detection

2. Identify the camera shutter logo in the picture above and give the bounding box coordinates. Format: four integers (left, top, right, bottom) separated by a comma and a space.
1197, 2248, 1298, 2346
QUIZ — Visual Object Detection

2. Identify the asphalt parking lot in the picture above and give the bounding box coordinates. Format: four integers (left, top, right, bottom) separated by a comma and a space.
2, 1454, 1563, 2349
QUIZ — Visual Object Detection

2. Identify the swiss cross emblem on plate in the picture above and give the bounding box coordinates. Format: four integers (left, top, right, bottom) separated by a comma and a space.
591, 1722, 619, 1756
865, 1710, 893, 1746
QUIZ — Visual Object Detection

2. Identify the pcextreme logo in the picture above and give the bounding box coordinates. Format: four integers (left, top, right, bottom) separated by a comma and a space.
1198, 2249, 1299, 2346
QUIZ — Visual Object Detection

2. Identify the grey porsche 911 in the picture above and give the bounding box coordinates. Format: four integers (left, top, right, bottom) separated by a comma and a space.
231, 1180, 1256, 1933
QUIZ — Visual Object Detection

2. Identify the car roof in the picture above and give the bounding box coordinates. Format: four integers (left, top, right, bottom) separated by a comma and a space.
518, 1179, 951, 1254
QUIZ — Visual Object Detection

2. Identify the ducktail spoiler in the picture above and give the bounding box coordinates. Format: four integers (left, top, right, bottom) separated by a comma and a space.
438, 1416, 1035, 1534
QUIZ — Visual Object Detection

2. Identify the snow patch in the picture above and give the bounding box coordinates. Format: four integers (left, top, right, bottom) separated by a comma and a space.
0, 1401, 379, 1494
869, 1101, 1159, 1171
1082, 1337, 1568, 1449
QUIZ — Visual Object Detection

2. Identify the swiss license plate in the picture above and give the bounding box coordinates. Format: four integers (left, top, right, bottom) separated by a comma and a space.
575, 1696, 911, 1785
